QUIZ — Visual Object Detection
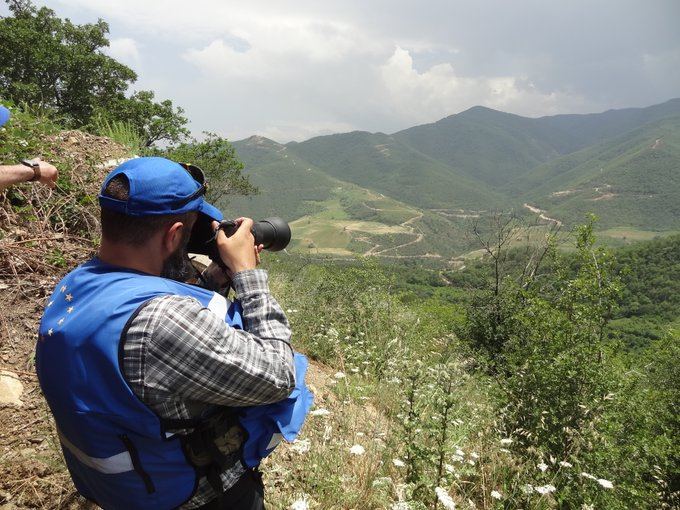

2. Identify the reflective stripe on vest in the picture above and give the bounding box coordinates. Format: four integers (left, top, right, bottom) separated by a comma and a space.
58, 429, 134, 475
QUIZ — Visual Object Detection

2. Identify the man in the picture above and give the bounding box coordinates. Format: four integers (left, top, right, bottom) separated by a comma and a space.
0, 105, 59, 190
36, 157, 310, 509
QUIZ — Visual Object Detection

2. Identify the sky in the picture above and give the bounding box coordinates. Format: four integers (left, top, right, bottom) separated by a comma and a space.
8, 0, 680, 142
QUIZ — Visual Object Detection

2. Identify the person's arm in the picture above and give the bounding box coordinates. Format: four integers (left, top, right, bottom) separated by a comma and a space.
0, 159, 58, 190
124, 270, 295, 407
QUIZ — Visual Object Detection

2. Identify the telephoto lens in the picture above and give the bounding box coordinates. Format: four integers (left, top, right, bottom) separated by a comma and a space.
214, 217, 291, 252
187, 216, 292, 266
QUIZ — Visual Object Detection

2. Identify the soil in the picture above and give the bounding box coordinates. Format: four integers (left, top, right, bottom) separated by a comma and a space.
0, 131, 128, 509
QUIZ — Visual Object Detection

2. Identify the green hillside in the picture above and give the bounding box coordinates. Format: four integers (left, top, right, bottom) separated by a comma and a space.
535, 97, 680, 152
394, 106, 563, 186
513, 115, 680, 230
229, 98, 680, 259
221, 136, 337, 220
288, 130, 506, 210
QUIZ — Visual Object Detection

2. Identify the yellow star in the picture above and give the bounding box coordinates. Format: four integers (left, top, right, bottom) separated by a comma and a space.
65, 294, 73, 302
60, 285, 67, 293
48, 328, 54, 336
67, 306, 74, 314
57, 318, 64, 326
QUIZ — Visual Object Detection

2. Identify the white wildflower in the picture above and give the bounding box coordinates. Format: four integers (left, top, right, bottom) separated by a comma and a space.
453, 419, 464, 426
372, 477, 392, 487
434, 487, 456, 510
559, 461, 573, 468
290, 496, 309, 510
537, 462, 549, 472
334, 371, 346, 379
490, 490, 502, 500
500, 438, 513, 445
290, 439, 311, 454
451, 454, 464, 463
351, 367, 360, 373
467, 459, 475, 466
523, 484, 534, 494
499, 448, 511, 454
349, 444, 365, 455
470, 452, 479, 459
292, 309, 298, 313
392, 459, 406, 468
597, 479, 614, 489
391, 503, 411, 510
580, 472, 597, 480
535, 484, 556, 495
310, 408, 331, 417
455, 448, 465, 457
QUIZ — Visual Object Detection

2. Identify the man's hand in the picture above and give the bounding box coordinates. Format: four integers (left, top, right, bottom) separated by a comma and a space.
36, 159, 58, 188
213, 218, 265, 277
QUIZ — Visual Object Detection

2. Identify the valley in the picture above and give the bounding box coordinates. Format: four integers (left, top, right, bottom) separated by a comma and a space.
225, 98, 680, 261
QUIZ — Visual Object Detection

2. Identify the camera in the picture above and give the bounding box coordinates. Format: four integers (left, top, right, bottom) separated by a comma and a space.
187, 215, 291, 263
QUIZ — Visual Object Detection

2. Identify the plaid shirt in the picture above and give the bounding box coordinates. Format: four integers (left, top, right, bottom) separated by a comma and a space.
121, 269, 294, 509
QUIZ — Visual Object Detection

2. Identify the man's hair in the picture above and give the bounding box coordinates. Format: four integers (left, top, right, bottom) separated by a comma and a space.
100, 175, 195, 245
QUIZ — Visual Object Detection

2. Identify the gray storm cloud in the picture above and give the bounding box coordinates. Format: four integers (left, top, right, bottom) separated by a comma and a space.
12, 0, 680, 142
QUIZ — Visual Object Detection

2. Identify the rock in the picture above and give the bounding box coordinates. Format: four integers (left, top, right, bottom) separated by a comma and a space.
0, 371, 24, 407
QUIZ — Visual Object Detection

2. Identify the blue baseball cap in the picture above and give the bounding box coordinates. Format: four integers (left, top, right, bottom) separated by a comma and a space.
0, 106, 10, 127
99, 157, 223, 254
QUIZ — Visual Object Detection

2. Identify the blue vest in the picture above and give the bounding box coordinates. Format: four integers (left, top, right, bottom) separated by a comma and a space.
36, 258, 313, 510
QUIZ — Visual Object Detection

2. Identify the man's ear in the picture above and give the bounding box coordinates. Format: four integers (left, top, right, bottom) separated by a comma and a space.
163, 221, 186, 254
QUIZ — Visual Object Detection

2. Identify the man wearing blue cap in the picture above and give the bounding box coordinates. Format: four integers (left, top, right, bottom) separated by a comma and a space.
0, 105, 59, 190
36, 157, 307, 509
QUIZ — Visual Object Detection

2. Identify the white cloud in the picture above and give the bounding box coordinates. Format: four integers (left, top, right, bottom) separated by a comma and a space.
38, 0, 680, 141
106, 37, 140, 68
378, 46, 587, 124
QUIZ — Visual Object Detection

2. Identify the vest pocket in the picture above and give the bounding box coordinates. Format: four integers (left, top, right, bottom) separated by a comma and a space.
119, 434, 156, 494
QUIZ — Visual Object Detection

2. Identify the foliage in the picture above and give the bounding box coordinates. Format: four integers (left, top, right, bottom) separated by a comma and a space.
94, 90, 189, 147
0, 0, 135, 126
157, 133, 256, 204
0, 0, 189, 146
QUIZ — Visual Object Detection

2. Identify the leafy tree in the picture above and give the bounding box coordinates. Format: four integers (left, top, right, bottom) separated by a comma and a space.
0, 0, 189, 146
0, 1, 135, 124
97, 90, 190, 147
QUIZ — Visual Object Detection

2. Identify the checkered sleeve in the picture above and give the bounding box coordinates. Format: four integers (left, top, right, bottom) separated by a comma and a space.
125, 269, 295, 408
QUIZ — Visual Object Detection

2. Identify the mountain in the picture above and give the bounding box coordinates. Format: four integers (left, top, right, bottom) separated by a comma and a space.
225, 98, 680, 259
510, 115, 680, 230
287, 130, 506, 210
394, 106, 564, 186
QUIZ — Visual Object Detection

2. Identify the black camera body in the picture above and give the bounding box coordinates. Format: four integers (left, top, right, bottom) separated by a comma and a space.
187, 215, 291, 263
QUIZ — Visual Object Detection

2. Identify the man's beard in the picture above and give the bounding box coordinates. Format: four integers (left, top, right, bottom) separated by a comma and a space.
160, 236, 194, 282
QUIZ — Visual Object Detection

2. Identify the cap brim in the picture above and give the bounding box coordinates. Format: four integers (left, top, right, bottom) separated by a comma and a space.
186, 198, 224, 256
198, 199, 223, 222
